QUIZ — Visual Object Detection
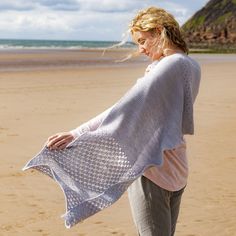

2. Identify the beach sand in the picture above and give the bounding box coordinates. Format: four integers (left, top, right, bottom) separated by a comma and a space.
0, 50, 236, 236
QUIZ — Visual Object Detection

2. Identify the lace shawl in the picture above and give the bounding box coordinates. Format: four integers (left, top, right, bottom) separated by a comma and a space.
23, 53, 201, 228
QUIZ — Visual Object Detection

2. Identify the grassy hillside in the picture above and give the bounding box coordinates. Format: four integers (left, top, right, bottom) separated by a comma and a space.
182, 0, 236, 52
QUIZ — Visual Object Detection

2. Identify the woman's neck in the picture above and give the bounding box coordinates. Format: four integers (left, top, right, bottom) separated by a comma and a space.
163, 47, 184, 57
152, 47, 184, 62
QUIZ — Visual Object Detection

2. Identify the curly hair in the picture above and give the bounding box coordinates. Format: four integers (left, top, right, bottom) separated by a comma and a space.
130, 7, 188, 54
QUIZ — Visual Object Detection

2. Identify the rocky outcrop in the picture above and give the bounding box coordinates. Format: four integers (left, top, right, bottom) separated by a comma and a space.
182, 0, 236, 48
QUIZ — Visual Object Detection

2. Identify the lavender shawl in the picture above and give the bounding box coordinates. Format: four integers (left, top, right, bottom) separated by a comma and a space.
23, 53, 200, 228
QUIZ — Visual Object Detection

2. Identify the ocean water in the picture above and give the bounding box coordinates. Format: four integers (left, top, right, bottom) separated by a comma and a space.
0, 39, 135, 50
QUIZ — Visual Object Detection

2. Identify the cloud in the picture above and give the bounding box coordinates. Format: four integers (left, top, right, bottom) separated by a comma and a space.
0, 0, 143, 12
0, 9, 132, 40
0, 0, 208, 40
0, 11, 74, 38
0, 1, 34, 11
77, 0, 145, 13
0, 0, 80, 11
37, 0, 80, 11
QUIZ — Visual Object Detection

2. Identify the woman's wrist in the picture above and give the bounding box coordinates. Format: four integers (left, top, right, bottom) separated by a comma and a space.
70, 125, 90, 139
70, 129, 80, 139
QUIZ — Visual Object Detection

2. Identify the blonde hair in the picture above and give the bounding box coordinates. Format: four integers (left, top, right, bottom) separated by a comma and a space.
130, 6, 188, 54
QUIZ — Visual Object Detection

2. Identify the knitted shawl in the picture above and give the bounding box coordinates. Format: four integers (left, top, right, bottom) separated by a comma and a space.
23, 53, 201, 228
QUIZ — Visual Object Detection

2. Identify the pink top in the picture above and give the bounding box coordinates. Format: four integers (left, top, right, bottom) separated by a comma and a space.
143, 142, 187, 191
71, 61, 188, 192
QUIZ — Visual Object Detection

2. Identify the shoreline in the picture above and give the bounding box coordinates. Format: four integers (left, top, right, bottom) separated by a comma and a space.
0, 49, 236, 73
0, 48, 149, 72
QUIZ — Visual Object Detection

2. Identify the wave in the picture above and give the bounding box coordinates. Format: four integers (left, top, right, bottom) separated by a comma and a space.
0, 39, 135, 50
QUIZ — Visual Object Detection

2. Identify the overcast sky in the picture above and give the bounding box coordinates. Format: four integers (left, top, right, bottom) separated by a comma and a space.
0, 0, 209, 41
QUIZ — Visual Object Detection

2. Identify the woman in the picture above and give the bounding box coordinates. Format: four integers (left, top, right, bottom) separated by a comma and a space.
126, 7, 199, 236
26, 6, 200, 234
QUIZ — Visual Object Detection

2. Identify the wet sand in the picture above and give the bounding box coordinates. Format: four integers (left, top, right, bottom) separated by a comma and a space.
0, 50, 236, 235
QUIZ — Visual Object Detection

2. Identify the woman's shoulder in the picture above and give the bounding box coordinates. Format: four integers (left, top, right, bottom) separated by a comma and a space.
146, 54, 188, 73
161, 53, 188, 65
158, 53, 200, 73
145, 60, 159, 74
150, 53, 186, 75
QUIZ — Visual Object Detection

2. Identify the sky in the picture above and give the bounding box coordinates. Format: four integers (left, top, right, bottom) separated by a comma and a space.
0, 0, 209, 41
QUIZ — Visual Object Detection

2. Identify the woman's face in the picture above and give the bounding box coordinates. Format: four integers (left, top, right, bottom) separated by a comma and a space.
133, 30, 163, 61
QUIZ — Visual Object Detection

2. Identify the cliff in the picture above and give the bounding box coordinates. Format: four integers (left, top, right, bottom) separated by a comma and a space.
182, 0, 236, 50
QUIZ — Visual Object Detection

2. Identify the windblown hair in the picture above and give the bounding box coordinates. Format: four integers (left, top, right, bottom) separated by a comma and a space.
130, 7, 188, 54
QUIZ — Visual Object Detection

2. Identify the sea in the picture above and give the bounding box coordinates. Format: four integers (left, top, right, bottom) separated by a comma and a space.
0, 38, 135, 50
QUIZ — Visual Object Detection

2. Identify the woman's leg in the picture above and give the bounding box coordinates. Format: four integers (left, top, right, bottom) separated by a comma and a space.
170, 187, 185, 236
128, 176, 185, 236
128, 176, 172, 236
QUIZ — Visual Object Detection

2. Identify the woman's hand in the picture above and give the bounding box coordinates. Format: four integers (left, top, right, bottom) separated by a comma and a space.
46, 132, 75, 150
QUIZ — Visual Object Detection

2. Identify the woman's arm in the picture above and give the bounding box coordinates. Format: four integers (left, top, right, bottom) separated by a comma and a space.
70, 106, 113, 138
46, 105, 113, 150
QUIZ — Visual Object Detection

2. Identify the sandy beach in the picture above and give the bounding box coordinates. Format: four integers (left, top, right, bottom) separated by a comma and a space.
0, 50, 236, 236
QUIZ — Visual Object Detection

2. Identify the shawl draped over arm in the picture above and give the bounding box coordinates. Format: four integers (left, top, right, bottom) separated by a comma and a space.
23, 53, 201, 228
